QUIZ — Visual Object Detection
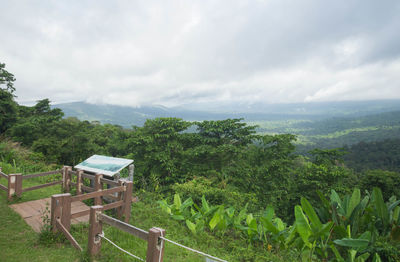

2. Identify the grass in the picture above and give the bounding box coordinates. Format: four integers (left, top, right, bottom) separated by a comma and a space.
0, 190, 81, 262
0, 184, 297, 261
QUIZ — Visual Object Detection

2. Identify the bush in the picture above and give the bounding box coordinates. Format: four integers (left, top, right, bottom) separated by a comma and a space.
360, 170, 400, 200
172, 177, 258, 211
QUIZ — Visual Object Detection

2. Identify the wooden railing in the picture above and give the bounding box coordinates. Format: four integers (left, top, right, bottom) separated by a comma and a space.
0, 167, 64, 200
50, 179, 134, 251
0, 168, 8, 193
88, 205, 165, 262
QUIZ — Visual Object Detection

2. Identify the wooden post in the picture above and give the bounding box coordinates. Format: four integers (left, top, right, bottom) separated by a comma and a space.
146, 227, 166, 262
76, 170, 83, 195
61, 193, 72, 232
94, 173, 103, 206
116, 180, 124, 219
63, 166, 72, 192
88, 205, 103, 256
7, 173, 21, 200
128, 164, 134, 181
123, 181, 133, 222
51, 194, 64, 233
15, 173, 22, 198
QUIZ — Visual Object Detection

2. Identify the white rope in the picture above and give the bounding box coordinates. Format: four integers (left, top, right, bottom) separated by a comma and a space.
99, 231, 145, 261
159, 236, 228, 262
153, 227, 165, 262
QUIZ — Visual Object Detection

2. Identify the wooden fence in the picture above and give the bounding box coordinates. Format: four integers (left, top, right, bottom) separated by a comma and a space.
88, 205, 165, 262
0, 167, 64, 200
50, 177, 134, 252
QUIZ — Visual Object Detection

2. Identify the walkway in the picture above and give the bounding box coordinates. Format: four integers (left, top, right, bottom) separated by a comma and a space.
10, 198, 90, 232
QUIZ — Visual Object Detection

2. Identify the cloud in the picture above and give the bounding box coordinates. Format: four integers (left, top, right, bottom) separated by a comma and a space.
0, 0, 399, 107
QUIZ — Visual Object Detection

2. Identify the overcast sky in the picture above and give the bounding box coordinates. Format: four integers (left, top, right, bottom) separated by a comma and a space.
1, 0, 400, 107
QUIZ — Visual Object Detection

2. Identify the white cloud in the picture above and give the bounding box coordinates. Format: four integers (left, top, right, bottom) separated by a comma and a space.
0, 0, 399, 107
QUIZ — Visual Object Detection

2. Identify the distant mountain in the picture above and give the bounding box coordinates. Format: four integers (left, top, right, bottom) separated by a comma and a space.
53, 100, 400, 127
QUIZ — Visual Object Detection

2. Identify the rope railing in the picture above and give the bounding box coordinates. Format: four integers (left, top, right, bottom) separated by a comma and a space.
96, 226, 227, 262
159, 235, 228, 262
99, 231, 145, 261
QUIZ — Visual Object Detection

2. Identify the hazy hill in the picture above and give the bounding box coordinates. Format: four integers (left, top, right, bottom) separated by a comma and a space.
53, 100, 400, 150
53, 100, 400, 127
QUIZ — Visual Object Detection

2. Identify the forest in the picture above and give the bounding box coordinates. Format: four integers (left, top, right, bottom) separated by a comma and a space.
1, 63, 400, 261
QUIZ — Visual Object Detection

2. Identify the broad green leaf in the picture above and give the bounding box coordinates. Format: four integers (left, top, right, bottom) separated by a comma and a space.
172, 215, 185, 221
186, 220, 196, 234
174, 193, 182, 209
285, 224, 297, 245
201, 195, 210, 213
158, 200, 172, 214
263, 206, 275, 222
333, 238, 369, 249
313, 221, 333, 239
248, 217, 258, 233
295, 205, 312, 247
388, 200, 400, 212
181, 197, 194, 211
358, 231, 371, 241
317, 190, 331, 210
349, 249, 357, 262
225, 207, 235, 219
331, 190, 345, 216
234, 207, 247, 226
355, 252, 370, 262
209, 212, 221, 230
347, 188, 361, 218
330, 244, 344, 262
301, 197, 322, 231
275, 218, 285, 232
246, 213, 254, 226
372, 253, 381, 262
260, 217, 279, 234
392, 206, 400, 224
372, 187, 389, 230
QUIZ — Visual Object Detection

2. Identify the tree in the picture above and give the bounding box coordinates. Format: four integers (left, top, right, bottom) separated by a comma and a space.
0, 63, 17, 133
0, 62, 16, 93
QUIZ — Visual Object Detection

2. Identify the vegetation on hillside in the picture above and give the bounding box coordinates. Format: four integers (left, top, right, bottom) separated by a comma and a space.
1, 62, 400, 261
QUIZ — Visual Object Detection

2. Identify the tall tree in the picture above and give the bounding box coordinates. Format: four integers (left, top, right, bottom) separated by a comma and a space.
0, 63, 17, 133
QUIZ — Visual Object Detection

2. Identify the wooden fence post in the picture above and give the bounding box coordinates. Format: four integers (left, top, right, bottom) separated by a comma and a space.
128, 164, 134, 181
51, 194, 64, 233
76, 170, 83, 195
61, 193, 72, 231
123, 181, 133, 222
7, 173, 22, 200
146, 227, 166, 262
15, 173, 22, 198
63, 166, 72, 192
88, 205, 103, 256
116, 180, 124, 219
94, 173, 103, 206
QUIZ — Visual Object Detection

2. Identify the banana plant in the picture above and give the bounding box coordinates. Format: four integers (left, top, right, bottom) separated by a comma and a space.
316, 188, 370, 239
259, 205, 296, 250
158, 193, 194, 220
333, 229, 383, 262
294, 197, 334, 261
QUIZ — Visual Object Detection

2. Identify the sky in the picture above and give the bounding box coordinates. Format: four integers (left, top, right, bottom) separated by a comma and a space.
1, 0, 400, 108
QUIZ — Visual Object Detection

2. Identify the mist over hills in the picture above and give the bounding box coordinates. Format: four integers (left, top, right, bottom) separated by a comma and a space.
53, 100, 400, 127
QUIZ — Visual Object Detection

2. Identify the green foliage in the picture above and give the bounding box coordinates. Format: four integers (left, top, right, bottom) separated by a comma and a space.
172, 177, 258, 210
0, 64, 18, 133
0, 62, 16, 93
345, 139, 400, 172
360, 170, 400, 200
